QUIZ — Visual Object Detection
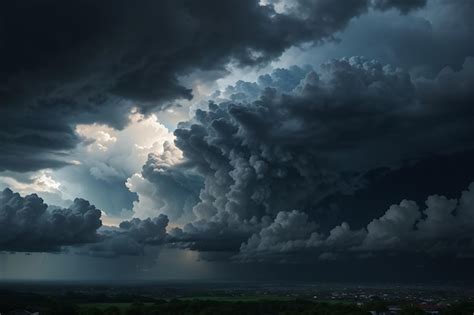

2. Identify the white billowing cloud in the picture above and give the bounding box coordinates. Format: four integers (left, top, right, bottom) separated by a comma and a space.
126, 173, 159, 220
0, 170, 60, 194
0, 110, 178, 218
53, 110, 178, 217
126, 141, 195, 222
76, 124, 118, 153
75, 110, 175, 179
362, 200, 420, 250
0, 170, 72, 208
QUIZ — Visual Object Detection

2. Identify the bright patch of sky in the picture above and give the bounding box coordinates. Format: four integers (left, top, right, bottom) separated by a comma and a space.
0, 110, 180, 223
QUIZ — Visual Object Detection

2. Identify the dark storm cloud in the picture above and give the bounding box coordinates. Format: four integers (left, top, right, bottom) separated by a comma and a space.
0, 0, 427, 172
237, 181, 474, 262
296, 0, 474, 78
310, 149, 474, 232
0, 187, 171, 257
0, 188, 102, 252
372, 0, 427, 14
78, 215, 169, 258
223, 65, 313, 102
0, 111, 80, 172
152, 56, 474, 256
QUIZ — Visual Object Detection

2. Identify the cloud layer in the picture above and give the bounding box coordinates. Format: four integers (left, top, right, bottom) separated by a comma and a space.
237, 181, 474, 262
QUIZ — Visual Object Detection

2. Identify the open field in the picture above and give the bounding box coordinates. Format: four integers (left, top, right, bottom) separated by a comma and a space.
178, 294, 294, 302
80, 302, 154, 309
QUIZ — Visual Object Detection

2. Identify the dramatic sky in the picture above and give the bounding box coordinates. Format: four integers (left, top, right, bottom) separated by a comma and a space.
1, 0, 474, 283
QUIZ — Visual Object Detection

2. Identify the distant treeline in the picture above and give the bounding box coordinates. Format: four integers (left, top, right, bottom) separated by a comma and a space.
1, 291, 474, 315
76, 300, 474, 315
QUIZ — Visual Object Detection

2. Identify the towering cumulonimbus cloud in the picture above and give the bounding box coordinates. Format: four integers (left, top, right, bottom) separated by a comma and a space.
0, 0, 426, 172
0, 188, 102, 252
149, 56, 474, 256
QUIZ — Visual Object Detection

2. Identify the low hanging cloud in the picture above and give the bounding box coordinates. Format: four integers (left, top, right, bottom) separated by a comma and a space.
0, 188, 102, 252
78, 215, 169, 258
0, 0, 427, 172
236, 181, 474, 262
2, 168, 473, 261
0, 188, 171, 258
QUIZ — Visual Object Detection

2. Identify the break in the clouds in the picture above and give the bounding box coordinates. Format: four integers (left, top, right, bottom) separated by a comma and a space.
0, 0, 426, 172
0, 111, 177, 217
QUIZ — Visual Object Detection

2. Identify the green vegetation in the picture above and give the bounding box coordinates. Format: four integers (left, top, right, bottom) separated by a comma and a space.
79, 300, 369, 315
399, 305, 425, 315
178, 294, 293, 302
80, 303, 155, 309
441, 301, 474, 315
2, 290, 474, 315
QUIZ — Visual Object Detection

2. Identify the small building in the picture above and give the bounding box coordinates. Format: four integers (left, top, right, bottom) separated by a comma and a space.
418, 304, 442, 314
388, 305, 402, 314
